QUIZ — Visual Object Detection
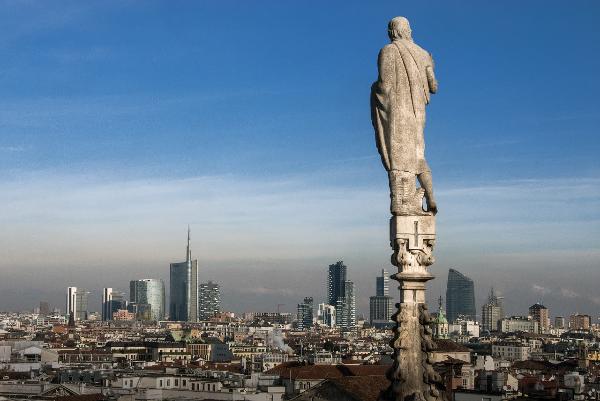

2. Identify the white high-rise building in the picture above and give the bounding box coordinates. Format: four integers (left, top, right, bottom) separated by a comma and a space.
66, 287, 89, 321
67, 287, 77, 319
318, 303, 336, 327
102, 288, 113, 321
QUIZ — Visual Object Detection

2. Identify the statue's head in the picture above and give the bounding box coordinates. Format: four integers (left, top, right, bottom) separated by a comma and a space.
388, 16, 412, 42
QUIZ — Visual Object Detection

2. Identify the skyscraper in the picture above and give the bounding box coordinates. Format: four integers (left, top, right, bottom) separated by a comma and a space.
169, 227, 199, 322
296, 297, 314, 330
327, 261, 347, 306
130, 279, 165, 321
336, 280, 356, 330
66, 287, 77, 320
326, 261, 355, 330
66, 287, 89, 321
102, 288, 114, 321
199, 281, 221, 320
376, 269, 389, 296
446, 269, 476, 323
370, 269, 393, 328
529, 303, 549, 333
481, 288, 504, 332
317, 303, 336, 327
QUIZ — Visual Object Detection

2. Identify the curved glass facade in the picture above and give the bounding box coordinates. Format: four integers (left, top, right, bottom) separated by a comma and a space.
129, 279, 165, 321
445, 268, 476, 323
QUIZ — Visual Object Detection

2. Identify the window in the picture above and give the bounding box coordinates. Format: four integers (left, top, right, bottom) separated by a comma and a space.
167, 379, 170, 386
182, 380, 186, 386
159, 380, 163, 387
175, 379, 179, 386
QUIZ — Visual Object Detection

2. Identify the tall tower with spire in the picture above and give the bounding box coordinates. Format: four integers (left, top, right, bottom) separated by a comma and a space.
432, 296, 449, 339
169, 227, 199, 322
187, 225, 192, 262
481, 287, 504, 332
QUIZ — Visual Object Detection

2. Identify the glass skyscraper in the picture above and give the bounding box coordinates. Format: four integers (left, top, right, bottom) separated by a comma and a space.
296, 297, 314, 330
370, 269, 393, 328
327, 261, 355, 330
445, 268, 476, 323
66, 287, 89, 321
327, 261, 347, 306
129, 279, 165, 321
102, 288, 127, 321
169, 227, 199, 322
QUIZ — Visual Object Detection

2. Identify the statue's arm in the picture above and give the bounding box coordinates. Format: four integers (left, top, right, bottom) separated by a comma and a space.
426, 54, 438, 94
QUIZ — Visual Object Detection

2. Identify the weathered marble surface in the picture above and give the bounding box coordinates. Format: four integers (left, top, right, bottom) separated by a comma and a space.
371, 16, 438, 216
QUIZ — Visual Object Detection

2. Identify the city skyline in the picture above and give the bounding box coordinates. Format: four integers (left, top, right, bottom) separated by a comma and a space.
0, 1, 599, 317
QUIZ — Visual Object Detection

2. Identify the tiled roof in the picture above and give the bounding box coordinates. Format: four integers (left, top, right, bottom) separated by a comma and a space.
55, 394, 106, 401
266, 363, 387, 380
433, 339, 470, 352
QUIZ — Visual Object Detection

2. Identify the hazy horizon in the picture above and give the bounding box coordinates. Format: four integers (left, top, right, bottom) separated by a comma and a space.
1, 1, 598, 320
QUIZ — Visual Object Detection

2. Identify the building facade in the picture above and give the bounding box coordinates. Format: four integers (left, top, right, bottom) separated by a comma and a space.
102, 288, 127, 321
130, 279, 165, 321
326, 261, 355, 330
296, 297, 314, 330
499, 316, 538, 333
446, 269, 476, 323
317, 303, 335, 327
327, 261, 347, 306
66, 287, 89, 321
481, 288, 504, 332
369, 269, 393, 328
569, 314, 591, 330
528, 303, 549, 333
199, 281, 221, 320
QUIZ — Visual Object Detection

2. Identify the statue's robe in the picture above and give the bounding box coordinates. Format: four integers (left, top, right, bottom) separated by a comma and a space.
371, 39, 436, 174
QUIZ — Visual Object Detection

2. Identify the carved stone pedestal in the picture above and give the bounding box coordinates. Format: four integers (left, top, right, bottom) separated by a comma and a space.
380, 215, 444, 401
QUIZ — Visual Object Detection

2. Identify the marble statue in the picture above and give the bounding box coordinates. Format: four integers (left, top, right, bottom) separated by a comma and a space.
371, 16, 438, 216
372, 17, 444, 401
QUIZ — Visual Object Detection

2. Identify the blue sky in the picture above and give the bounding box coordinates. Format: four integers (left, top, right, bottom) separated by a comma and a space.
0, 1, 599, 317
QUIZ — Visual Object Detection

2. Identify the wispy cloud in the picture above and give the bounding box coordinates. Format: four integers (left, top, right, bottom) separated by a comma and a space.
0, 170, 598, 314
0, 145, 25, 153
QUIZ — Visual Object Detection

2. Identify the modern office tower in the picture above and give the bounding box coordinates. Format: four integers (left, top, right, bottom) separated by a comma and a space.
445, 268, 476, 323
376, 269, 389, 296
66, 287, 77, 320
327, 261, 347, 306
169, 227, 199, 322
102, 289, 127, 321
66, 287, 89, 321
369, 270, 393, 328
296, 297, 314, 330
481, 288, 504, 332
102, 288, 114, 321
336, 280, 356, 330
318, 303, 336, 327
130, 279, 165, 321
199, 281, 221, 320
554, 316, 565, 329
529, 303, 549, 333
39, 301, 50, 316
569, 314, 591, 330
